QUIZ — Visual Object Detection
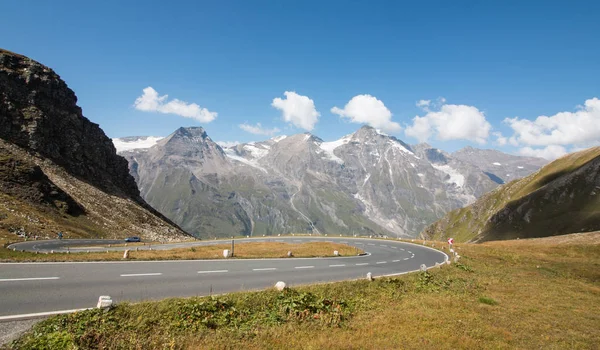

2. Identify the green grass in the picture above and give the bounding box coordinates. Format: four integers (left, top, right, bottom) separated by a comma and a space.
9, 237, 600, 349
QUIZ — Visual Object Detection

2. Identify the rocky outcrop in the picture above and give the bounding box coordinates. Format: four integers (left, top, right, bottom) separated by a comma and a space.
0, 48, 138, 200
0, 48, 190, 241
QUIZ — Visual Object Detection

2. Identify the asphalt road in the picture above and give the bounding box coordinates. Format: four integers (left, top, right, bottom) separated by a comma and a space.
1, 237, 447, 319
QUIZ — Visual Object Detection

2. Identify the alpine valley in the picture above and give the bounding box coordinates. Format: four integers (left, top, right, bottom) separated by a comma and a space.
117, 126, 547, 239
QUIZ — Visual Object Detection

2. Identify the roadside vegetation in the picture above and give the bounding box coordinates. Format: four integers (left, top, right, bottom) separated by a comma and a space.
0, 241, 362, 262
8, 233, 600, 349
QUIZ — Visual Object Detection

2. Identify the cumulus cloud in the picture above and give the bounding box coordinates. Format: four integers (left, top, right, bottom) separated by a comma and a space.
503, 97, 600, 159
493, 132, 508, 146
239, 123, 281, 136
134, 87, 217, 122
331, 94, 401, 132
416, 99, 431, 109
518, 145, 568, 160
216, 141, 241, 148
505, 97, 600, 147
271, 91, 320, 131
405, 99, 491, 144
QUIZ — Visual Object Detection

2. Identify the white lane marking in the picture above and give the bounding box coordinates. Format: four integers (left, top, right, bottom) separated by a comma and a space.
197, 270, 228, 274
356, 263, 369, 266
253, 268, 276, 271
367, 243, 375, 246
0, 277, 60, 282
391, 247, 397, 249
407, 251, 412, 254
376, 261, 387, 264
411, 254, 415, 258
399, 248, 405, 251
329, 264, 346, 267
403, 258, 410, 260
295, 266, 314, 269
120, 273, 162, 277
0, 308, 93, 321
392, 260, 400, 262
380, 245, 388, 247
340, 241, 348, 243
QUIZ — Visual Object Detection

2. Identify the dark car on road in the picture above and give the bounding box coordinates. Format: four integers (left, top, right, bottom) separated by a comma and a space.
124, 236, 141, 242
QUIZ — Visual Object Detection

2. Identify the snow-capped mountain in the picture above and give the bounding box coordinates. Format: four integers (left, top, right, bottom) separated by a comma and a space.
119, 126, 545, 238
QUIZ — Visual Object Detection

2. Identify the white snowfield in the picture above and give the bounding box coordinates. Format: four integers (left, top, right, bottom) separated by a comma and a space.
431, 164, 465, 188
112, 136, 164, 153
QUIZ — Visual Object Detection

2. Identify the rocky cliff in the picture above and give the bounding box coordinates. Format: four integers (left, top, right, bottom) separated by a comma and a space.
0, 48, 189, 241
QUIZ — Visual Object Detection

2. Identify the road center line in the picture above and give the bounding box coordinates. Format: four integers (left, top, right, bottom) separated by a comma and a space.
367, 243, 375, 246
392, 260, 400, 262
356, 263, 369, 266
120, 273, 162, 277
197, 270, 228, 274
380, 245, 388, 247
253, 268, 276, 271
403, 258, 410, 260
329, 264, 345, 267
376, 261, 387, 264
295, 266, 314, 269
0, 277, 60, 282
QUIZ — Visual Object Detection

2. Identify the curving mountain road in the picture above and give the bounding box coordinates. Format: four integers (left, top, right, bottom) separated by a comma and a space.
1, 237, 447, 320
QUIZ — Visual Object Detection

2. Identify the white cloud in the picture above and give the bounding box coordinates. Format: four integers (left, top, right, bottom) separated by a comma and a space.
216, 141, 241, 148
331, 94, 401, 132
416, 99, 431, 108
405, 99, 491, 144
518, 145, 568, 160
493, 132, 508, 146
505, 97, 600, 147
134, 87, 217, 123
271, 91, 320, 131
239, 123, 281, 136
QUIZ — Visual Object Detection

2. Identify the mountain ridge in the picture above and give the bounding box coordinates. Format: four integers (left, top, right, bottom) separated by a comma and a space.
120, 125, 546, 238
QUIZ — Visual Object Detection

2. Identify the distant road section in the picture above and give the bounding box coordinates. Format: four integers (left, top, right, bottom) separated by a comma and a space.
1, 237, 447, 319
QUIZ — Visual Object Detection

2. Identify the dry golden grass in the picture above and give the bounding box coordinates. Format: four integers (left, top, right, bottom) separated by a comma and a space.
0, 241, 362, 262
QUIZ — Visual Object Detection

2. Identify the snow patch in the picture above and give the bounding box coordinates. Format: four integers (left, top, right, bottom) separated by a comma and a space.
517, 166, 524, 169
243, 144, 269, 159
432, 164, 465, 187
113, 136, 163, 153
493, 162, 502, 166
417, 173, 424, 177
223, 149, 268, 173
272, 135, 287, 142
319, 136, 351, 164
389, 140, 416, 156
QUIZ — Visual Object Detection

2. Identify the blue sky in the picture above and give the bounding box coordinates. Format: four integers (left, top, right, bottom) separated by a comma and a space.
2, 0, 599, 159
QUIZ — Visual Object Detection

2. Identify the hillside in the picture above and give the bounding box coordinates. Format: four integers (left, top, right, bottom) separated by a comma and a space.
0, 48, 189, 241
421, 147, 600, 242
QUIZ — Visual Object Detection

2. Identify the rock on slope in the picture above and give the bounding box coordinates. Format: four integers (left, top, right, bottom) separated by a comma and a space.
421, 147, 600, 242
0, 48, 189, 241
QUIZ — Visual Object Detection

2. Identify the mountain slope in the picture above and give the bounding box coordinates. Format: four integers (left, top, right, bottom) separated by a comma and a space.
452, 146, 548, 184
421, 147, 600, 242
0, 48, 189, 241
121, 126, 539, 239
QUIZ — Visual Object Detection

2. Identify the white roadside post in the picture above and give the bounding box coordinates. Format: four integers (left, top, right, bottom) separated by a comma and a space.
275, 281, 286, 291
97, 296, 113, 309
